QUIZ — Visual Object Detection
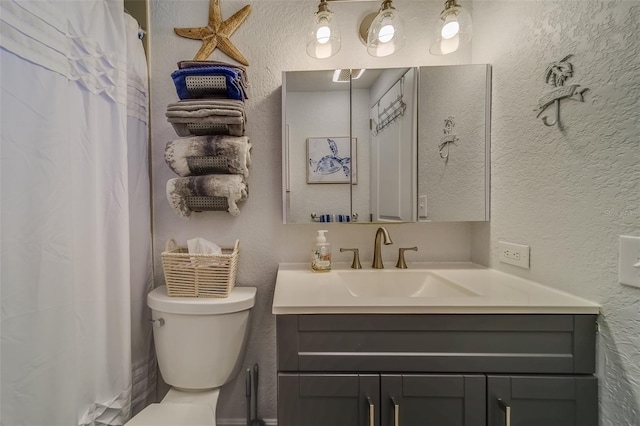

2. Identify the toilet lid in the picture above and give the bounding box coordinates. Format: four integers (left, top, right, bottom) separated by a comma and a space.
127, 403, 215, 426
148, 285, 256, 315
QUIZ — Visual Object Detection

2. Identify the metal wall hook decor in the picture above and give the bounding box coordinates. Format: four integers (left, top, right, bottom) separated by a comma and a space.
371, 75, 406, 136
438, 116, 458, 161
536, 54, 589, 128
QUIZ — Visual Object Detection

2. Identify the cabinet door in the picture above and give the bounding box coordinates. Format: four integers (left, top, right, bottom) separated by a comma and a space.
278, 373, 380, 426
487, 375, 597, 426
381, 374, 485, 426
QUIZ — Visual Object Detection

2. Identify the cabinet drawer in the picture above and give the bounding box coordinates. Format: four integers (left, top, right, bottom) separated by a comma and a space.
277, 314, 596, 374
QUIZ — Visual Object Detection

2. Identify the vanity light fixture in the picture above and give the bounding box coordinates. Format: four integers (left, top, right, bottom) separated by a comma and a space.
359, 0, 405, 57
429, 0, 473, 55
306, 0, 341, 59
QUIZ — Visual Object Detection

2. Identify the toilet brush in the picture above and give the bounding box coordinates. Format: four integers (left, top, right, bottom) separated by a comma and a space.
251, 364, 266, 426
245, 368, 252, 426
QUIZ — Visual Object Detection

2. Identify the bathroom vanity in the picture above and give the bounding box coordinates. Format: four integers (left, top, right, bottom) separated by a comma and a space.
273, 264, 600, 426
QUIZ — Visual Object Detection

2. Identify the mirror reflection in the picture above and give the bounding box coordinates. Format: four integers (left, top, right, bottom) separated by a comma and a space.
282, 64, 491, 224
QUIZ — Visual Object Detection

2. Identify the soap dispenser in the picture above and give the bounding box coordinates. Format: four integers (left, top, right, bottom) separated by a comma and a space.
311, 230, 332, 272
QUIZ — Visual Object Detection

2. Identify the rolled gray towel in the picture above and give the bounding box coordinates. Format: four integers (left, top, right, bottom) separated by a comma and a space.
165, 135, 252, 178
166, 175, 248, 218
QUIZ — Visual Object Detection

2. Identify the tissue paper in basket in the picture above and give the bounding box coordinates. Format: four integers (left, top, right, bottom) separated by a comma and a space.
162, 239, 239, 297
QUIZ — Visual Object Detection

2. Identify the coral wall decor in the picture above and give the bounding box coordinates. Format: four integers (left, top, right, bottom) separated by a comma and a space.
536, 54, 589, 127
439, 116, 459, 160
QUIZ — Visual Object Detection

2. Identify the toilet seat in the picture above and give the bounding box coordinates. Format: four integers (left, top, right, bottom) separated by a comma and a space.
126, 403, 215, 426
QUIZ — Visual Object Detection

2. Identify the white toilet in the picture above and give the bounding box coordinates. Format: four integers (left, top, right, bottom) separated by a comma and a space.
127, 285, 257, 426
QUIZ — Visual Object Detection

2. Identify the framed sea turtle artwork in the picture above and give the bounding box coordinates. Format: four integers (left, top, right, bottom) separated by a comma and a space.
307, 137, 357, 184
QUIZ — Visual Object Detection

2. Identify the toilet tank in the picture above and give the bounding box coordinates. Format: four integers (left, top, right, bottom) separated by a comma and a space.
148, 286, 257, 390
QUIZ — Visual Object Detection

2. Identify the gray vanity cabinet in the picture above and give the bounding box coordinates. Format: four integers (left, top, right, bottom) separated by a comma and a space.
276, 314, 598, 426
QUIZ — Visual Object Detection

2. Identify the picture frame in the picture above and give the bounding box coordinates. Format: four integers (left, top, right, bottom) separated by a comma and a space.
307, 137, 357, 184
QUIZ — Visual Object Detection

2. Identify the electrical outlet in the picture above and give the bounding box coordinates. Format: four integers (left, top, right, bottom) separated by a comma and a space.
499, 241, 530, 269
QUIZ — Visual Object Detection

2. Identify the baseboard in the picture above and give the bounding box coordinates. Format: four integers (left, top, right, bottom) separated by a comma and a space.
217, 418, 277, 426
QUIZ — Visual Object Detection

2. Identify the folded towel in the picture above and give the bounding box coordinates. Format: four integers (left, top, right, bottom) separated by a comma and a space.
178, 60, 247, 76
167, 175, 248, 217
167, 114, 244, 126
166, 98, 246, 137
177, 60, 249, 91
320, 214, 333, 223
165, 135, 252, 178
336, 214, 351, 222
167, 112, 245, 137
166, 108, 243, 119
166, 99, 245, 113
171, 66, 246, 100
312, 213, 351, 223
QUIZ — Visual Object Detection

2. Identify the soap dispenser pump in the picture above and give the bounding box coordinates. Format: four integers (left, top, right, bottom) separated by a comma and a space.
311, 230, 332, 272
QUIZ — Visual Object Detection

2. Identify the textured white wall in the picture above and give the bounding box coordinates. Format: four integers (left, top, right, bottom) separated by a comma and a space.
471, 1, 640, 425
149, 0, 639, 424
149, 0, 474, 422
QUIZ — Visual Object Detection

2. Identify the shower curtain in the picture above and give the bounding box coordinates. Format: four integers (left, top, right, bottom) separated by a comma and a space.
0, 1, 154, 424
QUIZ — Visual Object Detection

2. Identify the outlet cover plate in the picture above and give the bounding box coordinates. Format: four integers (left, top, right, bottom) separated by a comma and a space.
498, 241, 530, 269
418, 195, 427, 219
619, 235, 640, 289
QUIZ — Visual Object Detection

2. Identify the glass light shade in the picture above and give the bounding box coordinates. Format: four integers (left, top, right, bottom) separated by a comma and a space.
429, 2, 472, 55
306, 9, 341, 59
366, 5, 405, 57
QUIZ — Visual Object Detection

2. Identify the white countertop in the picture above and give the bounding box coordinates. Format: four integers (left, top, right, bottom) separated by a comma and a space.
272, 262, 601, 315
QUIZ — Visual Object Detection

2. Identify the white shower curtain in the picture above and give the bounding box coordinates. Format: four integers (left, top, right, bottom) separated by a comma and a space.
0, 1, 154, 424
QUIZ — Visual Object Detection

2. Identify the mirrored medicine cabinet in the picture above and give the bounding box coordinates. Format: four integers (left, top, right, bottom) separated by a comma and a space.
282, 64, 491, 224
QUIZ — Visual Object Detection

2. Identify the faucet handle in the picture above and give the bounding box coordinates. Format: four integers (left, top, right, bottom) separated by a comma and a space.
396, 247, 418, 269
340, 248, 362, 269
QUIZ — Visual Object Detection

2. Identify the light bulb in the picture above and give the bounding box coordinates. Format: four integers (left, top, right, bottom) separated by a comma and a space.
439, 34, 459, 54
364, 0, 405, 57
429, 1, 472, 55
306, 2, 341, 59
378, 24, 395, 43
316, 24, 331, 44
441, 19, 459, 39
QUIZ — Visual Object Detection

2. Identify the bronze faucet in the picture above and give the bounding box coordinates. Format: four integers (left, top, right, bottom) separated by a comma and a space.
372, 227, 393, 269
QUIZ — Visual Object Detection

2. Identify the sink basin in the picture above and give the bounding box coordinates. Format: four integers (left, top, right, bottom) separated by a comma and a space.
336, 270, 481, 298
272, 263, 602, 314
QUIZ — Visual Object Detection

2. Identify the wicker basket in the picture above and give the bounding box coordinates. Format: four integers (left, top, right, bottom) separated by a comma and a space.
161, 239, 239, 298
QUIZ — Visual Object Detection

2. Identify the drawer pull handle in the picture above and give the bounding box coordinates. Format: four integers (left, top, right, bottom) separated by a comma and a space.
391, 396, 399, 426
498, 399, 511, 426
367, 397, 375, 426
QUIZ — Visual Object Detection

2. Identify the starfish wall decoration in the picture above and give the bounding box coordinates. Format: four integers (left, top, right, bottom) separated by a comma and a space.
174, 0, 251, 66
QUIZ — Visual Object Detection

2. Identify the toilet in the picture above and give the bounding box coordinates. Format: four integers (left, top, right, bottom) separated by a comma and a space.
127, 285, 257, 426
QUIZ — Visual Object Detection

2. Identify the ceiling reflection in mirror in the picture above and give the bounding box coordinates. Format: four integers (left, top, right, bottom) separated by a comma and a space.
282, 64, 491, 224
